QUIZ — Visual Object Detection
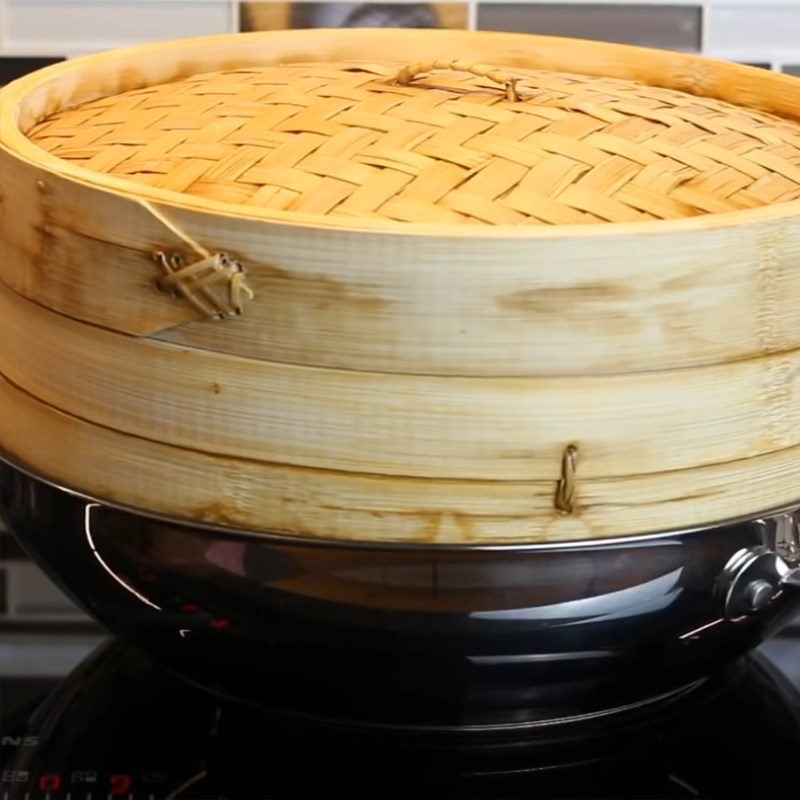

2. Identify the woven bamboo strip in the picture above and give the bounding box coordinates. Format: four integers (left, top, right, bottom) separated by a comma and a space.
2, 374, 798, 544
1, 281, 798, 481
2, 150, 800, 376
5, 29, 800, 169
25, 62, 800, 226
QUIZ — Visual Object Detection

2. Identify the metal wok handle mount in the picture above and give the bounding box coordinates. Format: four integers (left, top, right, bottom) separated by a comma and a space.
720, 512, 800, 621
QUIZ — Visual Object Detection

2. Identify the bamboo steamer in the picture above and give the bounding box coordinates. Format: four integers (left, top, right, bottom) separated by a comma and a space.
1, 29, 799, 544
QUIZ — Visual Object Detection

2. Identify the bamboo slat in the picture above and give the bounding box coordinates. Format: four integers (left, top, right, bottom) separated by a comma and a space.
2, 150, 800, 376
1, 30, 799, 375
1, 281, 798, 481
2, 374, 798, 544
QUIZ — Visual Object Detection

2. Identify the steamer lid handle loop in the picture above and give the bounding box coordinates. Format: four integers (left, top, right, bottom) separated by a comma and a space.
394, 59, 523, 101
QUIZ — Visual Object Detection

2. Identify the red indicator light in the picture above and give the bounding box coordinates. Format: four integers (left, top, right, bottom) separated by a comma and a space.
181, 602, 199, 612
38, 774, 62, 791
110, 773, 132, 796
209, 618, 229, 629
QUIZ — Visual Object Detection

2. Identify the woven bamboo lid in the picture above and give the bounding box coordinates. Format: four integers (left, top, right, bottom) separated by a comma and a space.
25, 58, 800, 226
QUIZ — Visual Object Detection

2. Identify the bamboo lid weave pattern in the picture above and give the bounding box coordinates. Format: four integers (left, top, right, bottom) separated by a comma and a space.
27, 61, 800, 226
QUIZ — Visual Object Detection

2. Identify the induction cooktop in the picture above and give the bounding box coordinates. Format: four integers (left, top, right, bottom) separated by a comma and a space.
1, 631, 799, 800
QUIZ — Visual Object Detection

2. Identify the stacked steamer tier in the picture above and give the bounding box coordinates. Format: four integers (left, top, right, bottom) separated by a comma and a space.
1, 29, 799, 545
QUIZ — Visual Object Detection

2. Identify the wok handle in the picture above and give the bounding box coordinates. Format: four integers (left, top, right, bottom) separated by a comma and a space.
782, 567, 800, 591
720, 534, 800, 621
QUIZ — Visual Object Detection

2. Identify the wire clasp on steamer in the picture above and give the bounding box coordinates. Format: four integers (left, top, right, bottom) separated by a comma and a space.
555, 444, 579, 515
154, 250, 253, 320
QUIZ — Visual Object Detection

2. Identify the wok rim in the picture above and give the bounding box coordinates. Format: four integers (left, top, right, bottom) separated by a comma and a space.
3, 450, 798, 553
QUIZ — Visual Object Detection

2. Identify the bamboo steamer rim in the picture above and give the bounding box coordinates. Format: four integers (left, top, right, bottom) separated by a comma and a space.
23, 56, 800, 228
4, 447, 799, 550
2, 28, 800, 237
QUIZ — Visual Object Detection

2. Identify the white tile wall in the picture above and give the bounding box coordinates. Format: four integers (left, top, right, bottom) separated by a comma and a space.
1, 632, 107, 676
0, 0, 234, 56
706, 3, 800, 58
0, 1, 798, 67
3, 561, 88, 622
476, 3, 703, 51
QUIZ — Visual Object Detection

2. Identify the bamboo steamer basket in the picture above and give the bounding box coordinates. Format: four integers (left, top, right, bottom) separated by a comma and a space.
1, 28, 799, 544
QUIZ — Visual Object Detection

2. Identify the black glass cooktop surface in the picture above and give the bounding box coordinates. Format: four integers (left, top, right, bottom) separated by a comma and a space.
1, 632, 799, 800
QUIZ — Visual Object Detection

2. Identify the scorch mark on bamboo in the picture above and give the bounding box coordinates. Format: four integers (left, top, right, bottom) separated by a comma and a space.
496, 282, 630, 313
257, 261, 389, 312
192, 500, 245, 526
494, 283, 646, 337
